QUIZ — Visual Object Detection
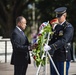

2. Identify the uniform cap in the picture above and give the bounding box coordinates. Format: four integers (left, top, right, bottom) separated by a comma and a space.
54, 7, 67, 18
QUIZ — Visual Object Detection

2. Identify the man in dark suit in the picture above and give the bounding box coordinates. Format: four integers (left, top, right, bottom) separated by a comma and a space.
10, 16, 31, 75
44, 7, 74, 75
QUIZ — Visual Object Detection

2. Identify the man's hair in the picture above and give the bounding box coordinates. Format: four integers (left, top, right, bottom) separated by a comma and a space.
16, 16, 24, 24
63, 12, 67, 17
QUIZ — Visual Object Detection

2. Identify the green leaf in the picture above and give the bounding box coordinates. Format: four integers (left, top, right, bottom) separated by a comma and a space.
32, 23, 53, 67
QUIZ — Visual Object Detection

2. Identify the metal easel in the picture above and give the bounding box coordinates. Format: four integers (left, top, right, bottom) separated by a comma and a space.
35, 32, 60, 75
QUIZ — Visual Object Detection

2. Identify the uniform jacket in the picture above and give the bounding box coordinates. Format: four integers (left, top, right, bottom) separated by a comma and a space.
49, 21, 74, 61
10, 27, 31, 65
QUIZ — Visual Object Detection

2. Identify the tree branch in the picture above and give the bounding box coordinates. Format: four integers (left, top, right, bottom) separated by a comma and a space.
0, 1, 8, 15
13, 0, 30, 17
0, 17, 6, 29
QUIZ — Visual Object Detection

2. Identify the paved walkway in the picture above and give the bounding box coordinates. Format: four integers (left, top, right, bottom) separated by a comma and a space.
0, 61, 76, 75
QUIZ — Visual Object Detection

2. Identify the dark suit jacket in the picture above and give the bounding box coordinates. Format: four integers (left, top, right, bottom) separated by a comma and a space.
10, 27, 31, 65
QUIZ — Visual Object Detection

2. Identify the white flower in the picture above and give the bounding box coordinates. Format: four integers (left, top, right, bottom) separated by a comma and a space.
39, 29, 44, 34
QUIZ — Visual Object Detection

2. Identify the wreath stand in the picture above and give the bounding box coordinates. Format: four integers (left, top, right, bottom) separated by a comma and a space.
35, 33, 60, 75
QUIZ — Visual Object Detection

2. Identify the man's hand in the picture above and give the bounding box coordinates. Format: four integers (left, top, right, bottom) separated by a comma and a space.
31, 43, 38, 49
44, 44, 51, 51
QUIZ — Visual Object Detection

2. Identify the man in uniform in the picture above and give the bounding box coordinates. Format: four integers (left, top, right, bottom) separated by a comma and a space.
44, 7, 74, 75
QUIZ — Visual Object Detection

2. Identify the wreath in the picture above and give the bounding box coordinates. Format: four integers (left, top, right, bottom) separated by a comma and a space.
32, 21, 53, 67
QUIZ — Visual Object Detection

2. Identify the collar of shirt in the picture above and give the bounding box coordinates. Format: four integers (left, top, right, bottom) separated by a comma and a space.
16, 26, 22, 31
60, 20, 66, 25
53, 24, 57, 30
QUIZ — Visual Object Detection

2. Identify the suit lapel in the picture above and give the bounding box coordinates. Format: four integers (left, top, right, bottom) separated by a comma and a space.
15, 27, 29, 45
15, 27, 25, 39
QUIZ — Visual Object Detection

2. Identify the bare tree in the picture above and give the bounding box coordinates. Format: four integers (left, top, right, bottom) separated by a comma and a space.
0, 0, 31, 38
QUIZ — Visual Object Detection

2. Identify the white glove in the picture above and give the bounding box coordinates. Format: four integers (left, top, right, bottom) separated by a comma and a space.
44, 44, 51, 51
